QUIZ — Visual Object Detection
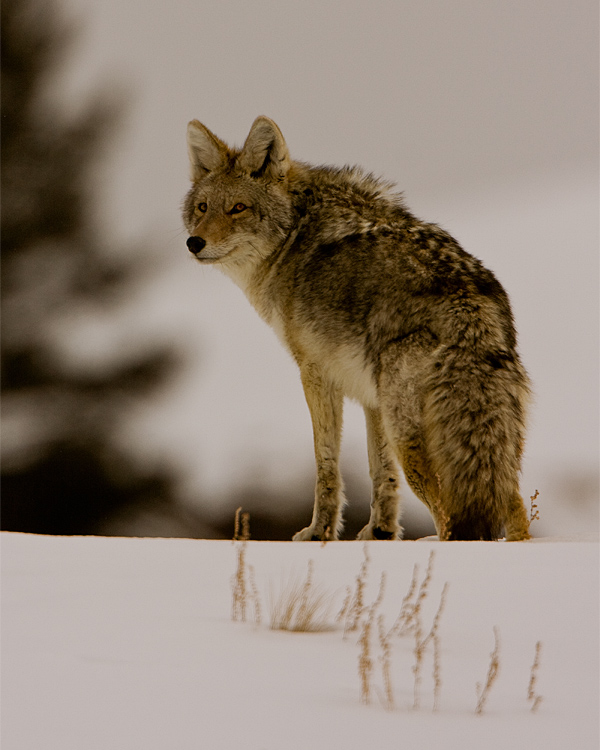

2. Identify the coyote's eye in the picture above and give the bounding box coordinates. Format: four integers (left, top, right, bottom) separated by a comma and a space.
196, 202, 207, 213
230, 203, 247, 215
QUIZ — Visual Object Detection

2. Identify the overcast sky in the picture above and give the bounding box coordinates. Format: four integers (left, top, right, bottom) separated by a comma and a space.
54, 0, 598, 532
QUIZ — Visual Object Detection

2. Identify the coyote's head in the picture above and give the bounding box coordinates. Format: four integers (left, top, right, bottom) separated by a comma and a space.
183, 117, 295, 273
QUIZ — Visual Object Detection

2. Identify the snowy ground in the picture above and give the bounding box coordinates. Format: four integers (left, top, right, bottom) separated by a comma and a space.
2, 532, 598, 750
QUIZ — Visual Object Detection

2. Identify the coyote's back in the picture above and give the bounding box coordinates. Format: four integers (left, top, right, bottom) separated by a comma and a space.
183, 116, 532, 542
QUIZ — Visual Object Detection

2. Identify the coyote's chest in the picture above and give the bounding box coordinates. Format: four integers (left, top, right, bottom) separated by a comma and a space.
276, 310, 378, 406
316, 338, 378, 406
229, 248, 379, 406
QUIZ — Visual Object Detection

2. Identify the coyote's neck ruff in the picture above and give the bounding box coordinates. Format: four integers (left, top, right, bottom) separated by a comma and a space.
183, 116, 532, 542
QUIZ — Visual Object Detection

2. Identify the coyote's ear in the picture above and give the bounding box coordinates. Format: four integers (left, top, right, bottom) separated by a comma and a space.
187, 120, 228, 181
238, 116, 290, 181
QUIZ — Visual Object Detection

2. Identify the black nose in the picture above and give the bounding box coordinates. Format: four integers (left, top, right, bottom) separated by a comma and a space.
187, 236, 206, 254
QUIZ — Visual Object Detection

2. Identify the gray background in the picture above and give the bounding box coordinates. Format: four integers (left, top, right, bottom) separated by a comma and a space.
49, 0, 599, 534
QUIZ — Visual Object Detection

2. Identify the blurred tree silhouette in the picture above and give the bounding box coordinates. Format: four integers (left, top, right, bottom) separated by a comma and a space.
0, 0, 438, 542
1, 0, 191, 535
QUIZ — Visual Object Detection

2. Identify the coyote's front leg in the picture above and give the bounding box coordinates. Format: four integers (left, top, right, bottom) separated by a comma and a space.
293, 363, 346, 541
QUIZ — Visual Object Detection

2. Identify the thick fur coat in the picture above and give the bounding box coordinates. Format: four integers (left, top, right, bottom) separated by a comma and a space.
182, 116, 532, 541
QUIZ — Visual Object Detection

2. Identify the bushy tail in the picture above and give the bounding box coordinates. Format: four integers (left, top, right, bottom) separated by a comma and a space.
423, 341, 531, 541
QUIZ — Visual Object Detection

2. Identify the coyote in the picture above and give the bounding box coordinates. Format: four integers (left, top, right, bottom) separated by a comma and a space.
183, 116, 532, 541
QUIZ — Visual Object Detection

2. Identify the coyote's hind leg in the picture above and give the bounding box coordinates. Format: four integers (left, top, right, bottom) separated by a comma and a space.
399, 439, 447, 538
504, 492, 531, 541
357, 406, 402, 540
376, 333, 443, 538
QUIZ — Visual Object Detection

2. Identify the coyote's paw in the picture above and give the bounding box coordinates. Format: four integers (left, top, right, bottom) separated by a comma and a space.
293, 524, 339, 542
292, 526, 323, 542
505, 528, 532, 542
356, 524, 401, 541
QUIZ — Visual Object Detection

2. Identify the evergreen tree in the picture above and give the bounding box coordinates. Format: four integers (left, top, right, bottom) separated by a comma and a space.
1, 0, 185, 534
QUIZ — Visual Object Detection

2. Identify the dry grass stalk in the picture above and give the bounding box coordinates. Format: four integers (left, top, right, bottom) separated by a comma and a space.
269, 559, 332, 632
416, 581, 449, 711
382, 551, 446, 710
233, 506, 251, 541
241, 512, 250, 541
341, 544, 370, 637
358, 613, 373, 704
231, 541, 248, 622
391, 549, 435, 639
248, 564, 262, 626
372, 571, 387, 612
411, 599, 425, 709
475, 626, 501, 714
357, 572, 386, 704
295, 559, 316, 627
377, 614, 394, 710
527, 640, 543, 713
336, 586, 352, 625
432, 633, 442, 712
529, 490, 541, 525
389, 561, 419, 637
421, 581, 449, 651
413, 550, 435, 619
231, 508, 253, 622
233, 506, 242, 541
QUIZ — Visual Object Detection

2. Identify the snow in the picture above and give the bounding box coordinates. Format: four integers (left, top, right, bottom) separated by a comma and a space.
2, 532, 598, 749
